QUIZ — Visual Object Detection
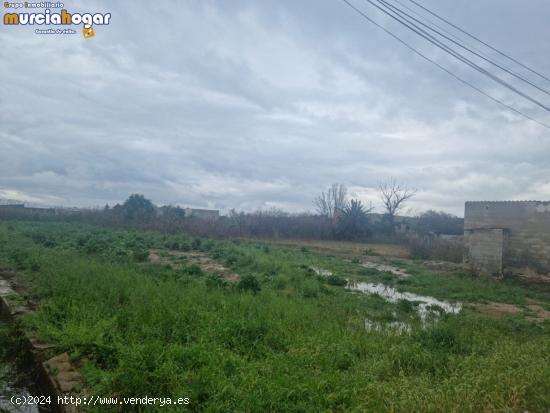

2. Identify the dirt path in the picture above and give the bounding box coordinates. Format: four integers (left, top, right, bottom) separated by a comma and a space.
148, 249, 240, 281
474, 301, 550, 322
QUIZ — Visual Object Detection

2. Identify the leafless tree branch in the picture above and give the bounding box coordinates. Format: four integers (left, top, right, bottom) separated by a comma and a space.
314, 183, 348, 222
379, 178, 417, 228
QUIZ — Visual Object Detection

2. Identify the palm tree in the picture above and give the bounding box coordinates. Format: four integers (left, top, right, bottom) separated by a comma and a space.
338, 199, 372, 240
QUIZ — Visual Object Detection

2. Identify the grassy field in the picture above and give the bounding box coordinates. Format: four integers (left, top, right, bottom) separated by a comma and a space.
0, 221, 549, 412
264, 238, 410, 258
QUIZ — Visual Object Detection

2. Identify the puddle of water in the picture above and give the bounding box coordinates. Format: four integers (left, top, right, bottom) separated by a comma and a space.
361, 262, 411, 277
364, 319, 411, 335
310, 267, 333, 277
348, 281, 461, 320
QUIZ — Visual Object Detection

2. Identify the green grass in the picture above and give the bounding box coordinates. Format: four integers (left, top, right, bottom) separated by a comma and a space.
370, 259, 550, 306
0, 221, 549, 412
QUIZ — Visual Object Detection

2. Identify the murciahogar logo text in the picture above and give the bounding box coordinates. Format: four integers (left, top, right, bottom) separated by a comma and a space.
3, 9, 111, 25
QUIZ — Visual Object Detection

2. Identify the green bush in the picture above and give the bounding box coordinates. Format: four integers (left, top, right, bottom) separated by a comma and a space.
31, 233, 56, 248
301, 280, 320, 298
237, 275, 261, 293
132, 248, 149, 262
183, 263, 203, 277
191, 238, 202, 250
205, 275, 228, 290
178, 242, 191, 252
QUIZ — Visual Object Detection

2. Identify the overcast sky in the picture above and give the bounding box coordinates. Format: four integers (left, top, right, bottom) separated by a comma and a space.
1, 0, 550, 216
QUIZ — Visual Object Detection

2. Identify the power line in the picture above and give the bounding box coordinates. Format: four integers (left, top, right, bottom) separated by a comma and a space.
390, 0, 535, 83
392, 0, 477, 44
338, 0, 550, 130
377, 0, 550, 97
407, 0, 550, 84
364, 0, 550, 111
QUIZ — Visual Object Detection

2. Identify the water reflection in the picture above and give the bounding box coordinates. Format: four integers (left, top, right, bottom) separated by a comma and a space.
310, 267, 333, 277
364, 319, 412, 335
348, 281, 462, 321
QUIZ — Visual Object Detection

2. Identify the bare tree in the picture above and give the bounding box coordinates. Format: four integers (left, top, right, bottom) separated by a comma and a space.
314, 183, 348, 222
379, 179, 416, 230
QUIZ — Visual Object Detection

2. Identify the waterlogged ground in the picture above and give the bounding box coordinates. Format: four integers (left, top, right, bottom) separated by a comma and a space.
0, 221, 548, 412
348, 281, 462, 320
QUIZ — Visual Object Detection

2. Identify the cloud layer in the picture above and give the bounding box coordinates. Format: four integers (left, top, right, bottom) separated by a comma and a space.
1, 0, 550, 215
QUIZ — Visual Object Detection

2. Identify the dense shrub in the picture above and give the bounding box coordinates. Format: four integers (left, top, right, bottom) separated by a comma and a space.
187, 263, 204, 276
412, 210, 464, 235
30, 233, 56, 248
205, 275, 228, 290
237, 274, 261, 293
407, 234, 464, 263
132, 248, 149, 262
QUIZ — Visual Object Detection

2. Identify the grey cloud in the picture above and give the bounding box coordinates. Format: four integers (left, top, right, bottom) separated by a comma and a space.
1, 0, 550, 216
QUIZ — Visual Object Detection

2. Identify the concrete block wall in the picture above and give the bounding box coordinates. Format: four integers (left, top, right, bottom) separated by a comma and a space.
464, 201, 550, 274
464, 228, 504, 275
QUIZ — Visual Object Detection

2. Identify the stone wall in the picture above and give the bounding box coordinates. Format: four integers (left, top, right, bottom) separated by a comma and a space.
464, 201, 550, 275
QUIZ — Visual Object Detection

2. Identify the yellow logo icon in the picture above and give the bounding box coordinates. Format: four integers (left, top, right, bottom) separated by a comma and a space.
83, 23, 94, 39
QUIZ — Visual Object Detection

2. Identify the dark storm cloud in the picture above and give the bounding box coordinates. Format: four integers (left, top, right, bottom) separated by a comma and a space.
1, 0, 549, 215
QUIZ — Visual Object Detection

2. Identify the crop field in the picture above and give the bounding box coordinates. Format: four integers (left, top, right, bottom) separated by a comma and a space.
0, 221, 549, 412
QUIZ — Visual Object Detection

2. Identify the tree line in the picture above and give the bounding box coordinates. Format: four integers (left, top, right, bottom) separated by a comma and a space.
0, 181, 463, 241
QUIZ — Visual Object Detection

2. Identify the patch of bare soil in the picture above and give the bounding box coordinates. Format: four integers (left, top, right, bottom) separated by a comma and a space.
525, 304, 550, 321
475, 302, 522, 318
421, 260, 466, 273
511, 267, 550, 285
475, 302, 550, 322
148, 251, 161, 264
148, 249, 240, 281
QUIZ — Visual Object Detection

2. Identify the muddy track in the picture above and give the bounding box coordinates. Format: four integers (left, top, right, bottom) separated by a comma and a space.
148, 249, 240, 281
